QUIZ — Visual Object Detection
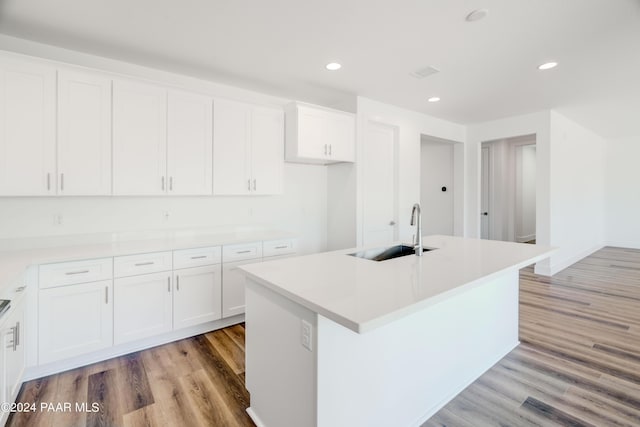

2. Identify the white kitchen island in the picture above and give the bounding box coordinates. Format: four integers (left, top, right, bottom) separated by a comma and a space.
239, 235, 554, 427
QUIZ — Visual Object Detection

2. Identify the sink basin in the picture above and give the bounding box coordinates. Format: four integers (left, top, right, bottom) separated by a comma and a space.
348, 244, 435, 262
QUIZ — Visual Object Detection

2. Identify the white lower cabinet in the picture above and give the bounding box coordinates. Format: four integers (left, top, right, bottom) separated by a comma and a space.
3, 296, 25, 407
222, 259, 258, 318
173, 265, 222, 329
114, 271, 173, 345
39, 280, 113, 364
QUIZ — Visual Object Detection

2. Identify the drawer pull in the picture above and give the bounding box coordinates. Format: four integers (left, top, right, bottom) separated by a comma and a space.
190, 255, 207, 259
65, 270, 89, 275
236, 250, 251, 254
274, 245, 288, 249
105, 286, 109, 304
134, 262, 155, 267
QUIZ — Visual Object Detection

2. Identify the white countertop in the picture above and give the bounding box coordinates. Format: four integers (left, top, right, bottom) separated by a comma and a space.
240, 235, 555, 333
0, 227, 295, 295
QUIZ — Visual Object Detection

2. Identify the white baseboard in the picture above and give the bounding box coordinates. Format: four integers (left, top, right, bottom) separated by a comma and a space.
605, 241, 640, 250
23, 314, 244, 381
246, 407, 267, 427
542, 244, 604, 276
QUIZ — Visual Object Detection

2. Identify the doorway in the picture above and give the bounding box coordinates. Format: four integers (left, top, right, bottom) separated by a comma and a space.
420, 135, 456, 236
480, 135, 536, 243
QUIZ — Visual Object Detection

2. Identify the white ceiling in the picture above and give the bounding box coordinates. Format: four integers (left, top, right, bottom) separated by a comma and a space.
1, 0, 639, 138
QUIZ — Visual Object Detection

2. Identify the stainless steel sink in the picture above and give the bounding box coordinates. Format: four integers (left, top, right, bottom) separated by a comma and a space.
348, 244, 435, 262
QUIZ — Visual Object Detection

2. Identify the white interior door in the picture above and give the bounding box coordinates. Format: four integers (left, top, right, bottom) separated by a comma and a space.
362, 121, 397, 246
481, 146, 490, 239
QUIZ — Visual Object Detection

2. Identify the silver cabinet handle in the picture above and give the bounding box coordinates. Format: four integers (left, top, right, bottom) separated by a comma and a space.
162, 176, 166, 191
324, 144, 328, 155
105, 286, 108, 304
169, 176, 173, 191
66, 270, 89, 275
167, 276, 171, 292
47, 173, 51, 191
190, 255, 207, 259
7, 326, 15, 350
275, 245, 288, 249
329, 144, 332, 156
253, 179, 257, 191
60, 173, 65, 191
236, 250, 251, 254
176, 275, 180, 291
14, 286, 26, 293
247, 179, 251, 191
134, 262, 154, 267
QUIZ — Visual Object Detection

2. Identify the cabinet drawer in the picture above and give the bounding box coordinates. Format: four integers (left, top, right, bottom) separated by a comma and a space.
174, 246, 221, 269
40, 258, 113, 288
114, 251, 172, 278
263, 239, 297, 258
222, 242, 262, 263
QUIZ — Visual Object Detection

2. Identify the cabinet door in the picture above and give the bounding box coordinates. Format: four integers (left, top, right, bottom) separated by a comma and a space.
213, 99, 251, 195
114, 272, 172, 345
39, 280, 113, 364
222, 259, 260, 318
58, 69, 112, 195
3, 300, 25, 402
251, 106, 284, 195
327, 112, 356, 162
113, 80, 167, 195
297, 106, 327, 159
173, 265, 221, 329
167, 90, 213, 195
0, 58, 56, 195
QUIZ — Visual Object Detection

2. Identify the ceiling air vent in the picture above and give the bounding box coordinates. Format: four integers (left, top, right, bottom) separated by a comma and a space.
410, 66, 440, 79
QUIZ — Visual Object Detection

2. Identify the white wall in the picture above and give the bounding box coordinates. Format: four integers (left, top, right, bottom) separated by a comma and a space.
420, 138, 454, 235
516, 145, 536, 242
606, 136, 640, 248
0, 36, 328, 255
326, 163, 357, 250
355, 97, 466, 246
547, 111, 606, 273
0, 164, 328, 254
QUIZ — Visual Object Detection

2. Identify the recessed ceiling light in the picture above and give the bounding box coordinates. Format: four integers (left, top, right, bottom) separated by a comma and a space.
428, 97, 441, 103
466, 9, 489, 22
538, 62, 558, 70
325, 62, 342, 71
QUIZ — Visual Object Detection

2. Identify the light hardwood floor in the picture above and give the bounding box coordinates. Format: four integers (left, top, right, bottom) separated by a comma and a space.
8, 246, 640, 427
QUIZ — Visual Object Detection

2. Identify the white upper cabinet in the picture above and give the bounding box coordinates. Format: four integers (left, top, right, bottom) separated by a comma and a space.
0, 57, 56, 195
213, 99, 283, 195
285, 102, 355, 165
113, 80, 168, 195
213, 99, 251, 195
251, 106, 284, 195
167, 90, 213, 195
58, 69, 112, 196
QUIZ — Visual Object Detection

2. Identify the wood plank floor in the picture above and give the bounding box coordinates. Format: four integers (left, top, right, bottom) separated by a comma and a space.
9, 246, 640, 427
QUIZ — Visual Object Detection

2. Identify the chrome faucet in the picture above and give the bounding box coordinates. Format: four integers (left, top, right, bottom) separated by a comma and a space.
410, 203, 423, 256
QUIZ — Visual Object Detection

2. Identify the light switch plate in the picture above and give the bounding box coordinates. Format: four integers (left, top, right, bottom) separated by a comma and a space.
301, 319, 312, 351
